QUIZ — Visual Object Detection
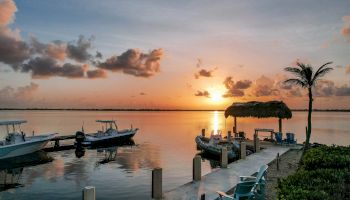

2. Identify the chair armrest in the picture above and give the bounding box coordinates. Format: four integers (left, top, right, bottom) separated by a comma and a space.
239, 176, 256, 181
216, 191, 234, 199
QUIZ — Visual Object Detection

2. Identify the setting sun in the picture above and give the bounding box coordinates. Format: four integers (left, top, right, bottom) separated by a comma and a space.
210, 91, 223, 103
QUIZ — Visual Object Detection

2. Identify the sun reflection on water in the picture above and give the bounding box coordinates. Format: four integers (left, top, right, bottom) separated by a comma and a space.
212, 111, 219, 135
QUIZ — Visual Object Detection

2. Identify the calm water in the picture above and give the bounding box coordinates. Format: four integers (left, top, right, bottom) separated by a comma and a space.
0, 111, 349, 199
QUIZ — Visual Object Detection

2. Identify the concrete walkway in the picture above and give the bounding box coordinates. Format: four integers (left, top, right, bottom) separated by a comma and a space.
163, 146, 290, 200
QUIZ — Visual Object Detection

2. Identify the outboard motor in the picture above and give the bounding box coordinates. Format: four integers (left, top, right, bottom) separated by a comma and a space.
75, 131, 85, 144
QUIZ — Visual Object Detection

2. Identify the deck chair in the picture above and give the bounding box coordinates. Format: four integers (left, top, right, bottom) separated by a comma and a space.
286, 133, 297, 144
217, 181, 256, 200
240, 165, 268, 199
274, 132, 287, 145
217, 165, 268, 200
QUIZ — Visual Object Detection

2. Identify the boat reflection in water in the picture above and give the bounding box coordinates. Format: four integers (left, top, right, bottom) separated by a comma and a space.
74, 139, 136, 166
0, 151, 53, 191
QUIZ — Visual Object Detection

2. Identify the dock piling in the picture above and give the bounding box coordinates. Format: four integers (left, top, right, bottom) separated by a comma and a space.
83, 186, 95, 200
227, 131, 232, 142
240, 142, 246, 159
276, 153, 280, 171
254, 134, 260, 153
193, 155, 201, 181
221, 148, 228, 168
152, 168, 162, 199
201, 129, 205, 137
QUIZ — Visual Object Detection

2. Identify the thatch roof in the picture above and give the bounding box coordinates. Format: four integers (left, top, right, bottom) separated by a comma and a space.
224, 101, 292, 119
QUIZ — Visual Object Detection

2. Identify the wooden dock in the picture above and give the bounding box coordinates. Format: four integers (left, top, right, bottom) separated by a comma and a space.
44, 134, 76, 152
163, 145, 293, 200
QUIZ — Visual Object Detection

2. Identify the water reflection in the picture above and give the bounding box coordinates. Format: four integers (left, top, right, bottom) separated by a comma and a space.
0, 151, 53, 191
73, 139, 161, 172
211, 111, 220, 135
115, 142, 161, 172
93, 140, 136, 166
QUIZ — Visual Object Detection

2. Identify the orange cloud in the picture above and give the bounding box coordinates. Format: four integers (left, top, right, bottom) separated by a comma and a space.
98, 49, 163, 78
341, 16, 350, 42
195, 90, 210, 98
346, 65, 350, 74
0, 0, 17, 26
86, 69, 107, 79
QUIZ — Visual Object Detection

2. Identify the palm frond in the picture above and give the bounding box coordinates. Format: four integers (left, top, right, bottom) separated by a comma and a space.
284, 67, 308, 83
312, 62, 333, 83
284, 79, 308, 88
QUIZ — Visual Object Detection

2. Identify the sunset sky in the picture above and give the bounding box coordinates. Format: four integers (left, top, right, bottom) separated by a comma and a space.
0, 0, 350, 109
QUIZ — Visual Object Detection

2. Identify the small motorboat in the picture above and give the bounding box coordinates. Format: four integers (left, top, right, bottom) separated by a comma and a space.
0, 120, 56, 159
75, 120, 138, 146
195, 131, 240, 160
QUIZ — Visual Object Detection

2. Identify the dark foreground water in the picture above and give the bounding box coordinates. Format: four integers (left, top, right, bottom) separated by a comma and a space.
0, 111, 349, 199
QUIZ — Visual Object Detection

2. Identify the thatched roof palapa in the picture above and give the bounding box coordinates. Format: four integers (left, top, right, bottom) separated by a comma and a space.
224, 101, 292, 119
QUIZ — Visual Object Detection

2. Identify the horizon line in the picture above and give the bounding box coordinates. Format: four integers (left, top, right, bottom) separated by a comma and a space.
0, 108, 350, 112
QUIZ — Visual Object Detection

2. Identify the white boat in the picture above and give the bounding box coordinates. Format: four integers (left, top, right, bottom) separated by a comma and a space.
0, 120, 56, 159
75, 120, 138, 146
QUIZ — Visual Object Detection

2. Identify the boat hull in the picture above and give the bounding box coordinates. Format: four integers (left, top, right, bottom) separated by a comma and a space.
0, 137, 53, 159
79, 130, 137, 146
195, 135, 237, 160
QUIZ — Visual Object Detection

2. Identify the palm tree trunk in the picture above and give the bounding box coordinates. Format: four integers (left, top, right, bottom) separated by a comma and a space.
305, 88, 313, 149
305, 88, 313, 150
300, 88, 313, 163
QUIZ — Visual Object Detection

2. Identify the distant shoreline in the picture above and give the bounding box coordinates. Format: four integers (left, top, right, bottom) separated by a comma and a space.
0, 108, 349, 112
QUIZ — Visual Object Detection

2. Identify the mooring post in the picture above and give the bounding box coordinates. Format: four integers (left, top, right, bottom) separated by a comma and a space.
277, 153, 280, 170
83, 186, 95, 200
193, 155, 201, 181
201, 129, 205, 137
240, 142, 246, 159
152, 168, 162, 199
254, 134, 260, 153
227, 131, 232, 142
221, 148, 228, 168
54, 140, 60, 148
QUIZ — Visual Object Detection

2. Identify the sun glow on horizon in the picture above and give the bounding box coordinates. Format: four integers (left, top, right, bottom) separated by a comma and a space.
208, 87, 225, 104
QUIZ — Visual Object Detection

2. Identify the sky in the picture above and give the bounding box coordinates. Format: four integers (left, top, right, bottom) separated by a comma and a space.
0, 0, 350, 109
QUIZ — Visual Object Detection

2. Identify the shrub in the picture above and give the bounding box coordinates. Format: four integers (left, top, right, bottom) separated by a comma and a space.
302, 146, 350, 170
277, 146, 350, 200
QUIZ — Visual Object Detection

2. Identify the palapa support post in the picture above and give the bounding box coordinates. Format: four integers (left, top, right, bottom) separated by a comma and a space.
201, 129, 205, 137
193, 155, 201, 181
254, 134, 260, 153
227, 131, 232, 142
234, 117, 237, 133
152, 168, 162, 199
83, 186, 95, 200
240, 142, 246, 159
221, 148, 228, 168
278, 118, 282, 134
276, 153, 280, 171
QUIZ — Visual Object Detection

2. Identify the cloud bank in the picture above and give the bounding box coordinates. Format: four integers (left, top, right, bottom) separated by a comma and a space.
97, 49, 163, 78
222, 76, 252, 97
0, 0, 164, 79
195, 90, 210, 98
0, 82, 39, 107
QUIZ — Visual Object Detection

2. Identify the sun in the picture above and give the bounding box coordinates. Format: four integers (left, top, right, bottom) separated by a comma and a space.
210, 91, 223, 103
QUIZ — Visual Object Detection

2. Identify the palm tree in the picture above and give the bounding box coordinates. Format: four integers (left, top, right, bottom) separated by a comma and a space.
284, 62, 333, 156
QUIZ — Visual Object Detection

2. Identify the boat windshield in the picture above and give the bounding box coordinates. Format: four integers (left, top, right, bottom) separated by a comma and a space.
96, 120, 118, 131
0, 120, 26, 135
